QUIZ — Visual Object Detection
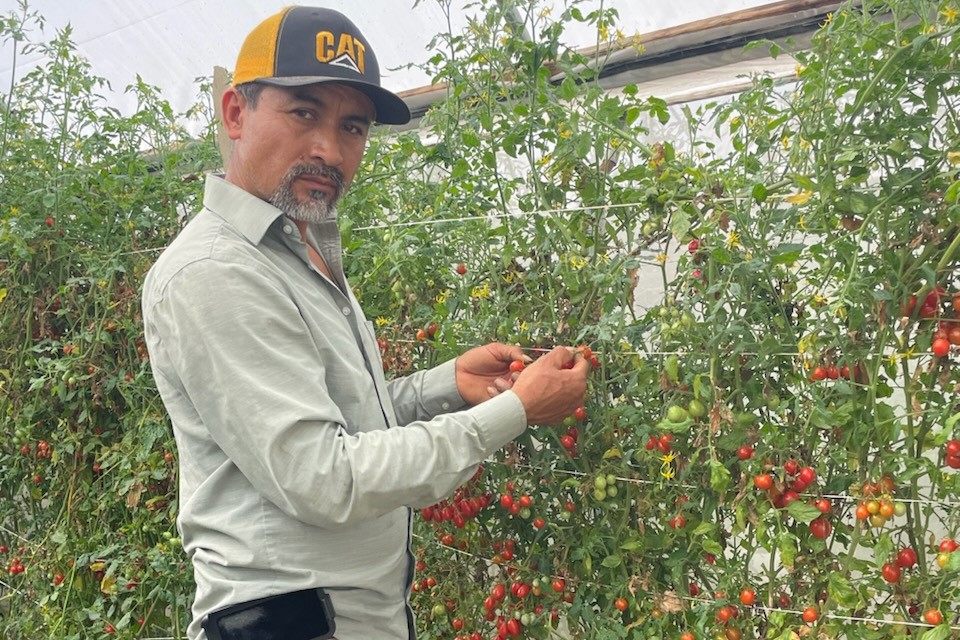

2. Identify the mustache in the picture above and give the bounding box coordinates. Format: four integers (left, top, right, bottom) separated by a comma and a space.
288, 163, 345, 197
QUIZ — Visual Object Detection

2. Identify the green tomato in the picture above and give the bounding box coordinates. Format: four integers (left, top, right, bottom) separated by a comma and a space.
519, 507, 531, 520
894, 501, 907, 517
687, 399, 706, 419
606, 485, 618, 498
594, 475, 608, 491
432, 603, 446, 617
667, 405, 688, 423
605, 473, 617, 486
593, 488, 607, 501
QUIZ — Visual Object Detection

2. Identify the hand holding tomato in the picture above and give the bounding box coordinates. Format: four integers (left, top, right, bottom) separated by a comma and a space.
454, 342, 532, 405
511, 347, 589, 425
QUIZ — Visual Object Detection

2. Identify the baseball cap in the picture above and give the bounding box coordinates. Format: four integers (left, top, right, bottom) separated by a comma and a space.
232, 6, 411, 125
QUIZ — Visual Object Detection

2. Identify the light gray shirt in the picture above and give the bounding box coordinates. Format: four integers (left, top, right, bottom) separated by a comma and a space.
142, 174, 526, 639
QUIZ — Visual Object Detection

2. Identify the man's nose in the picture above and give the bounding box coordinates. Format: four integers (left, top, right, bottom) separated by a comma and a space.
308, 124, 344, 167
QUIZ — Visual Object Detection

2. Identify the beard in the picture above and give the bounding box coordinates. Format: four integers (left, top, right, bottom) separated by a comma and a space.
268, 164, 345, 224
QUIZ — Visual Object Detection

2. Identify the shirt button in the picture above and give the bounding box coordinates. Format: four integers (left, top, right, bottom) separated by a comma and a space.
342, 307, 351, 316
282, 224, 294, 235
441, 402, 451, 411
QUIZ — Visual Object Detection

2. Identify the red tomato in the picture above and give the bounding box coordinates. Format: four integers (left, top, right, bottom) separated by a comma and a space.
947, 453, 960, 468
947, 439, 960, 456
551, 578, 565, 593
688, 239, 700, 253
737, 444, 754, 460
573, 406, 588, 421
896, 547, 917, 568
753, 474, 773, 490
809, 517, 831, 540
784, 459, 799, 476
518, 495, 532, 508
932, 337, 951, 357
923, 609, 943, 626
455, 263, 467, 275
811, 366, 827, 381
939, 538, 959, 552
739, 588, 756, 606
716, 606, 734, 623
508, 360, 525, 373
798, 466, 817, 484
881, 562, 901, 583
802, 607, 818, 623
491, 583, 506, 601
532, 517, 545, 530
813, 498, 831, 514
669, 515, 686, 529
614, 597, 628, 612
826, 365, 840, 380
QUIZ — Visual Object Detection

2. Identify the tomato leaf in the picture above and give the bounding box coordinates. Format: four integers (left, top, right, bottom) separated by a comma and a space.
600, 554, 622, 568
709, 459, 731, 497
778, 535, 797, 569
828, 573, 859, 609
769, 243, 805, 266
944, 179, 960, 204
701, 539, 723, 555
752, 182, 768, 203
787, 501, 822, 523
919, 625, 951, 640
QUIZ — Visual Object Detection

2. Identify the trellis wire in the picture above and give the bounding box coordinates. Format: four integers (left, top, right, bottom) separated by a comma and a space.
506, 463, 960, 509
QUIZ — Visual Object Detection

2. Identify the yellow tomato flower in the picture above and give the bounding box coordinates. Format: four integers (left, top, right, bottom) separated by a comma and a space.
375, 316, 389, 328
726, 230, 741, 250
942, 7, 958, 23
786, 190, 813, 205
947, 150, 960, 165
656, 253, 667, 264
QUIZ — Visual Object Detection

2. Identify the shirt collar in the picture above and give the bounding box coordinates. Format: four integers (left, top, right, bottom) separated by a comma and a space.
202, 173, 283, 245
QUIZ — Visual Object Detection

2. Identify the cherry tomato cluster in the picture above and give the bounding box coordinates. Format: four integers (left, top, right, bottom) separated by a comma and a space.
558, 422, 579, 456
809, 362, 851, 382
852, 477, 906, 528
6, 556, 25, 575
645, 432, 674, 454
414, 322, 439, 343
475, 577, 564, 640
419, 466, 490, 529
903, 286, 960, 357
752, 459, 818, 509
945, 438, 960, 469
936, 537, 958, 570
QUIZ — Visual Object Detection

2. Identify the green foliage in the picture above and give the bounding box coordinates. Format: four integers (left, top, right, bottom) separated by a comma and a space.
2, 0, 960, 638
0, 3, 219, 637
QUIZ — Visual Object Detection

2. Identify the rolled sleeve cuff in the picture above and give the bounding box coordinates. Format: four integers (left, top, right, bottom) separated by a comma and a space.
420, 359, 468, 414
468, 390, 527, 454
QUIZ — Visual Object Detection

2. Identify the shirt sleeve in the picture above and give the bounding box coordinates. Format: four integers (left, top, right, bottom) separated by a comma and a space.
386, 359, 469, 426
146, 258, 527, 529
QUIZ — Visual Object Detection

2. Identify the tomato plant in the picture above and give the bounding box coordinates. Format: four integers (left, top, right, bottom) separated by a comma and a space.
3, 0, 960, 638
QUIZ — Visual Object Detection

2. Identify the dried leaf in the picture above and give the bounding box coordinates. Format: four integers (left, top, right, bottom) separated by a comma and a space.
126, 481, 145, 509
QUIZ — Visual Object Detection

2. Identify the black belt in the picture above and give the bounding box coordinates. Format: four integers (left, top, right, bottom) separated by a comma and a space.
202, 588, 336, 640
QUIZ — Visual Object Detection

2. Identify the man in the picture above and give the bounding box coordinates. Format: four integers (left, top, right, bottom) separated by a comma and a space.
142, 6, 589, 639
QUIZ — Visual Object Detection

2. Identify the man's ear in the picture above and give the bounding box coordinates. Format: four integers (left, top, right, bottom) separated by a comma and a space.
221, 87, 245, 142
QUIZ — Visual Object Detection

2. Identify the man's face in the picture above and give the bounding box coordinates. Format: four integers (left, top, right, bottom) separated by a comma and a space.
224, 82, 375, 222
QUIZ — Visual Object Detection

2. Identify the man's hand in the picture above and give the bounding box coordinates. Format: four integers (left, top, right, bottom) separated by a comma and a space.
455, 343, 530, 406
511, 347, 589, 425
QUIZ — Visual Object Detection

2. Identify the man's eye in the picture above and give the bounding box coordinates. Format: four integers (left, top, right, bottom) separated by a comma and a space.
293, 109, 315, 119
